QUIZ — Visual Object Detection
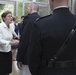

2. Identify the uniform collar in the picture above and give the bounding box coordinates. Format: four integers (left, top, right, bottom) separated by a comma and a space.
54, 6, 68, 11
31, 12, 38, 15
53, 6, 70, 14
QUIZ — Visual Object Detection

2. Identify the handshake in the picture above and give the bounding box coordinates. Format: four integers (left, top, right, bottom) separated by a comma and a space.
10, 39, 19, 46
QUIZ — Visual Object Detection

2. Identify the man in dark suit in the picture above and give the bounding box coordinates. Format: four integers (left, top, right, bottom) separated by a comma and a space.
16, 2, 40, 75
28, 0, 76, 75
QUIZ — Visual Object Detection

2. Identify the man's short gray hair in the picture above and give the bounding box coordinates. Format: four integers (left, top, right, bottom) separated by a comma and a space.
29, 2, 39, 12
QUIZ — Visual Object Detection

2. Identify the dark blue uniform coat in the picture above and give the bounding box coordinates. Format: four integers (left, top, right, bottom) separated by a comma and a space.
17, 13, 40, 64
28, 8, 76, 75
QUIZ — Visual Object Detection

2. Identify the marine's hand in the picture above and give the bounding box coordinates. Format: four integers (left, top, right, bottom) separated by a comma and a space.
10, 40, 19, 46
17, 62, 22, 70
13, 40, 19, 45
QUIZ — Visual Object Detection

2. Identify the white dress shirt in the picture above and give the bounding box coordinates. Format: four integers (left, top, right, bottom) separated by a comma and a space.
0, 22, 13, 52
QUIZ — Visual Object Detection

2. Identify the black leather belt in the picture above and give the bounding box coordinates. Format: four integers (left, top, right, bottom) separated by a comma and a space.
48, 60, 76, 68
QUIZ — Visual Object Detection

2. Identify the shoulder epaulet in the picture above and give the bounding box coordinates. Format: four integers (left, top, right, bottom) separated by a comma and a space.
35, 14, 52, 23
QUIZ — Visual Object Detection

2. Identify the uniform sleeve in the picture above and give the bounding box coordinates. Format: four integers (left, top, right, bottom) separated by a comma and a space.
0, 30, 10, 46
16, 37, 25, 62
16, 21, 30, 62
28, 23, 41, 75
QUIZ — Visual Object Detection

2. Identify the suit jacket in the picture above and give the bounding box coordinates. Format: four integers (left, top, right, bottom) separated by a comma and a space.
17, 13, 40, 64
28, 8, 76, 75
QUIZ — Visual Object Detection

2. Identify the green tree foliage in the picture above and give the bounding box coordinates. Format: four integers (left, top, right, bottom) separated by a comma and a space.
24, 3, 29, 15
16, 2, 23, 21
0, 4, 5, 12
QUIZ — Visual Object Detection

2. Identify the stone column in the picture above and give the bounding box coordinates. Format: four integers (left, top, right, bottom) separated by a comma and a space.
72, 0, 76, 14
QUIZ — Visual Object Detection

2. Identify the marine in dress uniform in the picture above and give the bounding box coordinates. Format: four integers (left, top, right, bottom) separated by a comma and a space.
17, 2, 40, 75
28, 0, 76, 75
